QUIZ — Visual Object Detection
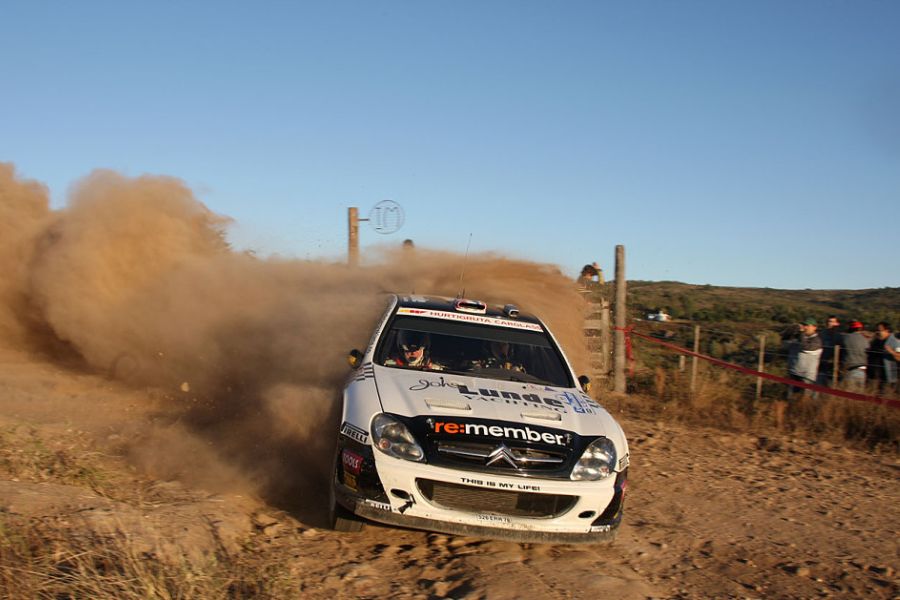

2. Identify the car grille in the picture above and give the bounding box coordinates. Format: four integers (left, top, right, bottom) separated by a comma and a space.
416, 479, 577, 518
433, 440, 568, 473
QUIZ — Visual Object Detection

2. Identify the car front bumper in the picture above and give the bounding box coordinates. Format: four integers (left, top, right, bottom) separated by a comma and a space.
334, 449, 626, 544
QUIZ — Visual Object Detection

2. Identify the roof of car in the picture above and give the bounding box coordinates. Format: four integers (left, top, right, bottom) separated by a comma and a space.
394, 294, 543, 326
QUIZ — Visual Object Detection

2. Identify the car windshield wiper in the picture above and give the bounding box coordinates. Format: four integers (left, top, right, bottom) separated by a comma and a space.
505, 372, 554, 385
464, 366, 554, 386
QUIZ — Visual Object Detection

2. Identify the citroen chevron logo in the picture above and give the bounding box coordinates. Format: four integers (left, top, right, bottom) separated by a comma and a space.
436, 441, 565, 468
485, 444, 520, 469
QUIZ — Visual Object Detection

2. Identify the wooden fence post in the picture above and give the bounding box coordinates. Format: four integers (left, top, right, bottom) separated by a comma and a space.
583, 300, 610, 382
690, 325, 700, 396
348, 207, 359, 267
613, 245, 627, 394
599, 301, 611, 379
756, 334, 766, 400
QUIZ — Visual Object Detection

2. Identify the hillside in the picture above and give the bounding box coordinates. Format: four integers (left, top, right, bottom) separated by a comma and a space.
626, 281, 900, 328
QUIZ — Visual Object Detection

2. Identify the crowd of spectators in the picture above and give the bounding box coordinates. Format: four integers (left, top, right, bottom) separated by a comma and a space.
786, 315, 899, 396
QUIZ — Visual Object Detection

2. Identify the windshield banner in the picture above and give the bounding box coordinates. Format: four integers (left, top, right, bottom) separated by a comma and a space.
396, 307, 544, 331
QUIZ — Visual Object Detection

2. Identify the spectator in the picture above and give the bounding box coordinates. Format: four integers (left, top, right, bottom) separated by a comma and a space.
775, 318, 821, 428
817, 315, 842, 386
788, 318, 822, 396
841, 321, 868, 391
786, 318, 823, 397
867, 322, 897, 392
884, 326, 900, 392
578, 263, 599, 287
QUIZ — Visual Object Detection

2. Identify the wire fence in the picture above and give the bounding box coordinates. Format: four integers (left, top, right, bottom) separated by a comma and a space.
586, 315, 899, 408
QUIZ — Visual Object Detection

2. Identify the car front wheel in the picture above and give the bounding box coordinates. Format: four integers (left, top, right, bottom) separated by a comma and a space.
328, 449, 364, 533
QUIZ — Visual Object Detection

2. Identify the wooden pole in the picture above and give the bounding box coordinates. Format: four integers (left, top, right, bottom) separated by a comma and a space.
348, 207, 359, 267
613, 245, 627, 394
690, 325, 700, 396
832, 345, 840, 387
678, 355, 686, 372
756, 334, 766, 400
599, 300, 611, 380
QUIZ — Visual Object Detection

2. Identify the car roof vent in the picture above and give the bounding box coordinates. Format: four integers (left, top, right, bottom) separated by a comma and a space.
454, 298, 487, 314
503, 304, 519, 318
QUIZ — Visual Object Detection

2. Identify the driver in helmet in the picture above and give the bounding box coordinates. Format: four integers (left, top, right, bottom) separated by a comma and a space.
385, 330, 445, 370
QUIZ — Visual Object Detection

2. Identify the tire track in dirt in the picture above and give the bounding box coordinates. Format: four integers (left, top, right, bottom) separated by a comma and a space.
0, 348, 897, 598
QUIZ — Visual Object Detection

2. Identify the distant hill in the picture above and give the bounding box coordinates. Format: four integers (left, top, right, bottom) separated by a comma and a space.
624, 281, 900, 329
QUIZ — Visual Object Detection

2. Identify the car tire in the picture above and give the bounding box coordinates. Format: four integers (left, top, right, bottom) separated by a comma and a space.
331, 501, 364, 533
328, 449, 365, 533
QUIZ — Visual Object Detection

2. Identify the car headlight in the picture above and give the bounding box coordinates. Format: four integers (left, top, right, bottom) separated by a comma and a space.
570, 437, 617, 481
371, 414, 425, 462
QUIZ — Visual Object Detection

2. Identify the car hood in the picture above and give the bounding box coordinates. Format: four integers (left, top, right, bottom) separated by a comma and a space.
372, 365, 621, 439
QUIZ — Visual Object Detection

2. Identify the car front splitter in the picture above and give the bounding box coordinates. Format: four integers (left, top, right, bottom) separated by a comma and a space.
343, 495, 619, 545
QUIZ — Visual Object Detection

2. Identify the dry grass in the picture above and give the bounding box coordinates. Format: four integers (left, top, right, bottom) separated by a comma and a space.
0, 425, 105, 488
614, 365, 900, 451
0, 422, 301, 599
0, 515, 299, 599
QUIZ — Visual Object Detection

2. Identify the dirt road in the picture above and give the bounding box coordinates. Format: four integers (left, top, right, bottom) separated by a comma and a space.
0, 348, 897, 599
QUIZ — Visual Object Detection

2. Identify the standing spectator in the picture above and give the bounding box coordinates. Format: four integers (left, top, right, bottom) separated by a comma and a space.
577, 263, 599, 288
841, 321, 868, 391
817, 315, 842, 387
786, 318, 823, 396
776, 318, 823, 428
884, 326, 900, 392
867, 322, 897, 392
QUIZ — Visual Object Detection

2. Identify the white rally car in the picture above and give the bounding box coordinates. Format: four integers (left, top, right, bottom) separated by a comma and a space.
329, 294, 629, 543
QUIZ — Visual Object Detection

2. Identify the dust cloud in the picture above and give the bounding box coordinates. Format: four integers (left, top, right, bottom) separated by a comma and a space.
0, 162, 588, 516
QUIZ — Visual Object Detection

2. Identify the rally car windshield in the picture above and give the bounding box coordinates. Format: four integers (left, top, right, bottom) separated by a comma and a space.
376, 316, 574, 387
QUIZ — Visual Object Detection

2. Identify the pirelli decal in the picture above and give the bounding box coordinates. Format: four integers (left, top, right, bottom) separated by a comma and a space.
396, 307, 543, 331
341, 421, 368, 444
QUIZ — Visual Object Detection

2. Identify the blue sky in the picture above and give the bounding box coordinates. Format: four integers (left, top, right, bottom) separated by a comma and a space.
2, 1, 898, 289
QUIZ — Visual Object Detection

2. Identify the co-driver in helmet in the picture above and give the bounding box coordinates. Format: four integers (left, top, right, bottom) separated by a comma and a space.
476, 340, 525, 372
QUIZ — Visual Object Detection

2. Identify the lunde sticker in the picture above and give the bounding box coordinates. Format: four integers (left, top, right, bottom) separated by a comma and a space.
455, 383, 567, 413
559, 392, 597, 415
396, 307, 543, 331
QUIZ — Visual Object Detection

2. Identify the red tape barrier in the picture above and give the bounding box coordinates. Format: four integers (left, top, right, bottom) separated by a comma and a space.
617, 327, 900, 409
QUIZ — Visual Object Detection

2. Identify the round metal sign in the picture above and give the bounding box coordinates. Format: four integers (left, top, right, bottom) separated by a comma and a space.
368, 200, 405, 234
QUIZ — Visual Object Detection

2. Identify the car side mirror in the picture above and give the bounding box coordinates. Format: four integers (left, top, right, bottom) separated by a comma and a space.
578, 375, 591, 393
347, 349, 363, 369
